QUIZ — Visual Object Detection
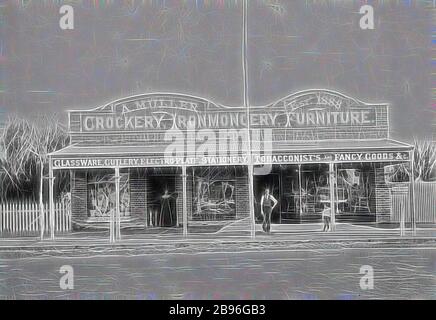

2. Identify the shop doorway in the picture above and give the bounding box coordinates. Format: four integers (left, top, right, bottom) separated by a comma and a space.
254, 173, 281, 224
147, 175, 178, 227
280, 164, 330, 223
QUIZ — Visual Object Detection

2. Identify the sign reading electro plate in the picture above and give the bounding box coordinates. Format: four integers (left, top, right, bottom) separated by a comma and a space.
52, 151, 409, 169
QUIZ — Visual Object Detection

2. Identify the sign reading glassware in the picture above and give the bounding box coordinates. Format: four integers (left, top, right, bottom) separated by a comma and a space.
52, 151, 409, 169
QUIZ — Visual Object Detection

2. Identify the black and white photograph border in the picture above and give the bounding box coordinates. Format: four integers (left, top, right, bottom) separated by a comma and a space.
0, 0, 435, 301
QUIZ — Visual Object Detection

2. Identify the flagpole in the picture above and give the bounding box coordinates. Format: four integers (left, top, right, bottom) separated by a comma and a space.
242, 0, 256, 238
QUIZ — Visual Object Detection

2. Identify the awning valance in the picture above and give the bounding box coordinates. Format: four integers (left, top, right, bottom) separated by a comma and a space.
49, 139, 413, 170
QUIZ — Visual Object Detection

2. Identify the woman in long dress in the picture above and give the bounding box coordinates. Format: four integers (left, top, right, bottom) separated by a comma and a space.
160, 189, 175, 227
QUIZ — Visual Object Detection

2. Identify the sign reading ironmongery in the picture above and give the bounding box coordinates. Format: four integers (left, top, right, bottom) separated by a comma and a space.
69, 90, 386, 143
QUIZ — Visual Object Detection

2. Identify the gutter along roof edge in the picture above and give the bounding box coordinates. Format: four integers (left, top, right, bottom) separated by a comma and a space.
49, 139, 413, 159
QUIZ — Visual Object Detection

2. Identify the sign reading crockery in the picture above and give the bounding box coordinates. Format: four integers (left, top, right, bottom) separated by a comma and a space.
69, 91, 384, 134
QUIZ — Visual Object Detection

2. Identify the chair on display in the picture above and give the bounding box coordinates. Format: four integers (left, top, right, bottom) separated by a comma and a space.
339, 168, 361, 213
284, 193, 293, 213
305, 198, 316, 214
353, 176, 372, 213
303, 179, 316, 214
304, 193, 316, 214
291, 182, 301, 214
336, 187, 347, 213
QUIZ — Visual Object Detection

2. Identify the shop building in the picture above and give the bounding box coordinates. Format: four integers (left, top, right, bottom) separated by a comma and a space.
48, 89, 414, 239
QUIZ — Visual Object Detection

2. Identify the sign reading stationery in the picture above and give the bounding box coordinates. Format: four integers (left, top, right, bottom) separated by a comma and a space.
52, 151, 409, 169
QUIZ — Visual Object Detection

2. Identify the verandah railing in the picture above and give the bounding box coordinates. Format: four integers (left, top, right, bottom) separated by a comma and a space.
0, 201, 71, 236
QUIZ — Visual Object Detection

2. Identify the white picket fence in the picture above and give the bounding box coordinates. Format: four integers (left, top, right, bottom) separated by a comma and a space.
0, 201, 71, 236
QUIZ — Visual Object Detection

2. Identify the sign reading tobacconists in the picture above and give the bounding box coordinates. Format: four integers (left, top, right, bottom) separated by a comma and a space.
52, 152, 409, 169
254, 152, 409, 164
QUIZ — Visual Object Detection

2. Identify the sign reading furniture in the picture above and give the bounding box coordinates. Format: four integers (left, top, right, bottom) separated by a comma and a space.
68, 90, 387, 143
79, 106, 376, 131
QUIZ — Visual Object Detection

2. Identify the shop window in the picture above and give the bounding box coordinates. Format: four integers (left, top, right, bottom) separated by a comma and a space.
336, 165, 375, 215
87, 172, 130, 220
339, 169, 361, 187
193, 177, 236, 220
384, 164, 410, 183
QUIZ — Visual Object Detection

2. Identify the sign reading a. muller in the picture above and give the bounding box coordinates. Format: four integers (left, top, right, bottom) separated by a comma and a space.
68, 89, 388, 143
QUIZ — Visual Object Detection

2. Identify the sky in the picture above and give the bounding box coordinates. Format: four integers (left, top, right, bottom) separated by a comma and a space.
0, 0, 434, 141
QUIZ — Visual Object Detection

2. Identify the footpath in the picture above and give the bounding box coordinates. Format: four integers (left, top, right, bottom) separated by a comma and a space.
0, 222, 435, 258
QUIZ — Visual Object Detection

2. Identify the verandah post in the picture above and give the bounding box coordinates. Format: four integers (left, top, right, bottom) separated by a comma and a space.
182, 166, 188, 238
298, 164, 302, 216
109, 170, 115, 243
400, 193, 406, 237
329, 162, 336, 231
49, 159, 55, 240
410, 149, 416, 235
115, 167, 121, 241
248, 164, 256, 238
0, 203, 3, 233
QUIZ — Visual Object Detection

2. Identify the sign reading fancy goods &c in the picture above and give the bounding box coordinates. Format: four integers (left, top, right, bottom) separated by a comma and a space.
52, 152, 409, 169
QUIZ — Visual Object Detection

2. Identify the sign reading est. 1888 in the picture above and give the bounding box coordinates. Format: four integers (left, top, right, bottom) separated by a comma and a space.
70, 90, 382, 133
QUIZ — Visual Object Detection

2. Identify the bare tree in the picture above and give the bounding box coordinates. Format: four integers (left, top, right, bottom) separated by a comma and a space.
28, 116, 69, 239
413, 140, 436, 182
0, 117, 36, 201
0, 116, 69, 238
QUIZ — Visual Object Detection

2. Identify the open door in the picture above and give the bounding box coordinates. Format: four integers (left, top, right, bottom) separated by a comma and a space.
147, 175, 177, 227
